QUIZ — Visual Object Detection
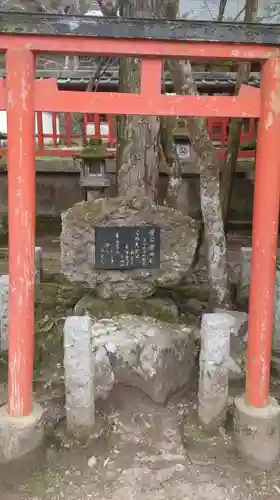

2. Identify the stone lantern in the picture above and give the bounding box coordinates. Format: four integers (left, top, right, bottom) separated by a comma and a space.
74, 138, 115, 201
172, 121, 196, 163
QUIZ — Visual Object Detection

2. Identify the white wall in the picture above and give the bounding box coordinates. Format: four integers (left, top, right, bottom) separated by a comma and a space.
0, 111, 60, 146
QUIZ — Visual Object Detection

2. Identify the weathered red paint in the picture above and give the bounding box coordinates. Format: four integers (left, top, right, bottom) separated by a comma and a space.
34, 89, 260, 117
246, 58, 280, 407
6, 48, 35, 417
0, 31, 277, 417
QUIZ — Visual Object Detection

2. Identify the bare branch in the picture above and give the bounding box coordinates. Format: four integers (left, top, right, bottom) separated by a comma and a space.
218, 0, 228, 21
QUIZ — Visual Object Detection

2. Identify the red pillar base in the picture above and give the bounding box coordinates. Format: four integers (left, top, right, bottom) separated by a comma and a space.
234, 395, 280, 470
0, 403, 44, 463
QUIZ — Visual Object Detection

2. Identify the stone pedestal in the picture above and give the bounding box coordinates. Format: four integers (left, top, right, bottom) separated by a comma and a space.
0, 403, 44, 464
234, 395, 280, 470
64, 316, 95, 435
198, 313, 234, 429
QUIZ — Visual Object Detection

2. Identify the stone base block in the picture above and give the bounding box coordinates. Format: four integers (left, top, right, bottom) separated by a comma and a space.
234, 395, 280, 470
0, 403, 44, 464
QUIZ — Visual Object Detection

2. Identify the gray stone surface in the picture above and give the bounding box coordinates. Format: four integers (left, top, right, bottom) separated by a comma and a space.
0, 403, 44, 464
92, 315, 196, 404
0, 249, 44, 352
0, 274, 8, 351
198, 313, 235, 428
214, 309, 248, 380
35, 246, 43, 284
214, 309, 248, 338
237, 247, 280, 351
237, 246, 252, 304
64, 316, 95, 435
74, 295, 179, 323
95, 345, 115, 400
237, 246, 280, 305
61, 196, 199, 299
234, 395, 280, 470
273, 269, 280, 351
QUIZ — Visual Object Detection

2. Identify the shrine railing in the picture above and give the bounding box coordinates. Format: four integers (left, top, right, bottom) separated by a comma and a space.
0, 112, 257, 160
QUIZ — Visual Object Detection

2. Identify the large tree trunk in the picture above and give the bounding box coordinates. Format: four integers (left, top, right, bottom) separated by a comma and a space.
98, 0, 230, 306
169, 60, 229, 305
116, 1, 162, 200
165, 0, 230, 306
220, 0, 259, 226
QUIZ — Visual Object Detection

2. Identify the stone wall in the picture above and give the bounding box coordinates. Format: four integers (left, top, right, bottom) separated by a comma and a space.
0, 159, 255, 222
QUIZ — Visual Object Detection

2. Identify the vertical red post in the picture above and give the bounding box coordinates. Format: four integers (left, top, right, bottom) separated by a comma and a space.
36, 112, 44, 154
52, 112, 58, 147
6, 49, 35, 417
65, 112, 71, 146
246, 59, 280, 408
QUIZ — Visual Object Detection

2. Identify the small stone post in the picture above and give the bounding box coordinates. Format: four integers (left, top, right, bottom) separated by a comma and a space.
64, 316, 95, 435
198, 313, 235, 429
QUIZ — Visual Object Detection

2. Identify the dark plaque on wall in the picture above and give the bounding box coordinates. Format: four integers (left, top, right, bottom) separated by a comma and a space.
95, 226, 160, 270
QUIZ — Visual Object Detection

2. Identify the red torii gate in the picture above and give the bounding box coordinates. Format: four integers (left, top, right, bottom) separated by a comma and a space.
0, 13, 279, 419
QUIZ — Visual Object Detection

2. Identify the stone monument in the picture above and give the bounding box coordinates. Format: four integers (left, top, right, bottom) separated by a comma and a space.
61, 196, 199, 299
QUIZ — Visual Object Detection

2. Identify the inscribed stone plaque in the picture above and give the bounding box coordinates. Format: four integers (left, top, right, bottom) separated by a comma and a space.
95, 226, 160, 270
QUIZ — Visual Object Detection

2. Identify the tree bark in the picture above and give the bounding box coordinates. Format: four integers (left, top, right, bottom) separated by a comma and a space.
218, 0, 228, 20
220, 0, 259, 227
160, 115, 188, 212
165, 0, 230, 306
116, 1, 163, 200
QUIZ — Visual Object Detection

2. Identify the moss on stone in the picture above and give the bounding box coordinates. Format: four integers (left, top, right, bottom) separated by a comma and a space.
75, 139, 115, 161
74, 295, 179, 323
34, 274, 89, 370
